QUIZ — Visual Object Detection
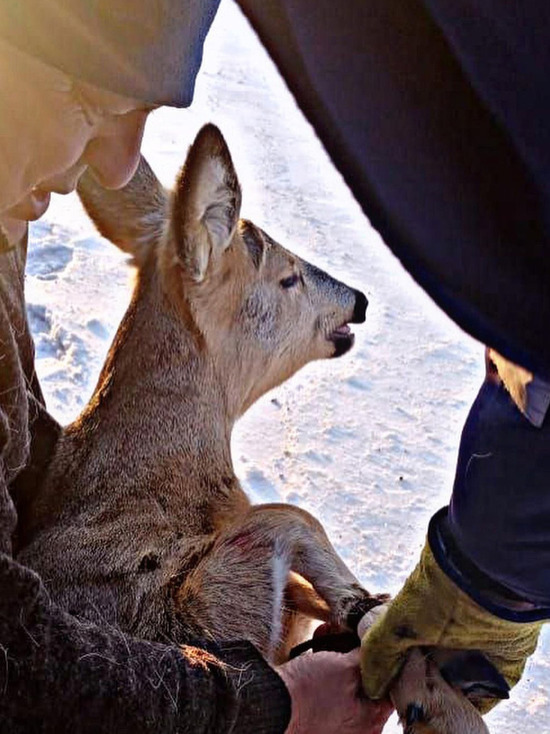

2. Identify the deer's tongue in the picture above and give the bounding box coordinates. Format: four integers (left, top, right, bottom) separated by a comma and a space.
332, 324, 351, 336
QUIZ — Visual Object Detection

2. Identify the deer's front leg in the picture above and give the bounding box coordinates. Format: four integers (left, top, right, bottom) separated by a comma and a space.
174, 503, 385, 664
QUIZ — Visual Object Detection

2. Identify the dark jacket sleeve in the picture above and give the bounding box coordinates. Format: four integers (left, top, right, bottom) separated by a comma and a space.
428, 376, 550, 619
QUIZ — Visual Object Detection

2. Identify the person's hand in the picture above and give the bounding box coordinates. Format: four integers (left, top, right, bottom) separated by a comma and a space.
277, 648, 392, 734
359, 541, 544, 713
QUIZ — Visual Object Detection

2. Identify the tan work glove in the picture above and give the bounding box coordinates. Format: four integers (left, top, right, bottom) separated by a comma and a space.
360, 542, 544, 713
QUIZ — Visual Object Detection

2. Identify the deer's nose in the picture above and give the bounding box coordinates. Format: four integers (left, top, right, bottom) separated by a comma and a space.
351, 290, 368, 323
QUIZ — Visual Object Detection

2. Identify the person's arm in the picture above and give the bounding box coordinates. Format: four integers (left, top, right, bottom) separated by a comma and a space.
0, 546, 291, 734
361, 367, 550, 711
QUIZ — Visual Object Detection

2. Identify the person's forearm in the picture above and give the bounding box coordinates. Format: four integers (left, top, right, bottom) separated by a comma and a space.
0, 553, 290, 734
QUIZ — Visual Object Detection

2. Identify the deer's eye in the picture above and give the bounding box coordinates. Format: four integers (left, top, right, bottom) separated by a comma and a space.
280, 273, 300, 289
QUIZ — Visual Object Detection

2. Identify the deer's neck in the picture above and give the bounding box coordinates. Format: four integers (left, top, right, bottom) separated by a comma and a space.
74, 271, 235, 482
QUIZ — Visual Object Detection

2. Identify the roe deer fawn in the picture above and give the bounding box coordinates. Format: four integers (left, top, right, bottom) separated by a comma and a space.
18, 125, 384, 662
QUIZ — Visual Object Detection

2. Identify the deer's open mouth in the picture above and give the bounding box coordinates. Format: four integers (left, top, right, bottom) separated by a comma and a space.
326, 291, 367, 357
328, 323, 355, 357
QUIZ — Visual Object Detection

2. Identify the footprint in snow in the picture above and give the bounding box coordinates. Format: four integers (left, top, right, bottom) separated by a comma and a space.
87, 319, 110, 339
27, 303, 90, 382
245, 468, 281, 504
26, 242, 73, 280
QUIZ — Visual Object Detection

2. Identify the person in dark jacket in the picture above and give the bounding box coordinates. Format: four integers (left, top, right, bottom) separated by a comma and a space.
0, 3, 392, 733
235, 0, 550, 713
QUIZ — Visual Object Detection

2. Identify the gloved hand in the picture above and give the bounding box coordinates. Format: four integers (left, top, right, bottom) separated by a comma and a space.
359, 541, 544, 713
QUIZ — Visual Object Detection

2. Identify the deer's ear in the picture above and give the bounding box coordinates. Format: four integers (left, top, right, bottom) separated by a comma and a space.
439, 651, 510, 702
240, 220, 267, 271
172, 124, 242, 282
77, 156, 168, 267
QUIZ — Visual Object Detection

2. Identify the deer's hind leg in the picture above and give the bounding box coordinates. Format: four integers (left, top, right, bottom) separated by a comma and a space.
174, 526, 295, 662
174, 503, 385, 662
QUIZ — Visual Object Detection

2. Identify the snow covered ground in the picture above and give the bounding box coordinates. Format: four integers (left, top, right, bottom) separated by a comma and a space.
27, 1, 549, 731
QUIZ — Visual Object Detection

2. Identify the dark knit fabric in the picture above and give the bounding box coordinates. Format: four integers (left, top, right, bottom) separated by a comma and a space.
0, 556, 290, 734
0, 230, 291, 734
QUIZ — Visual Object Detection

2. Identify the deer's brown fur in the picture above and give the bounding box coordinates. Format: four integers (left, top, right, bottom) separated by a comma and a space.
18, 125, 380, 662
